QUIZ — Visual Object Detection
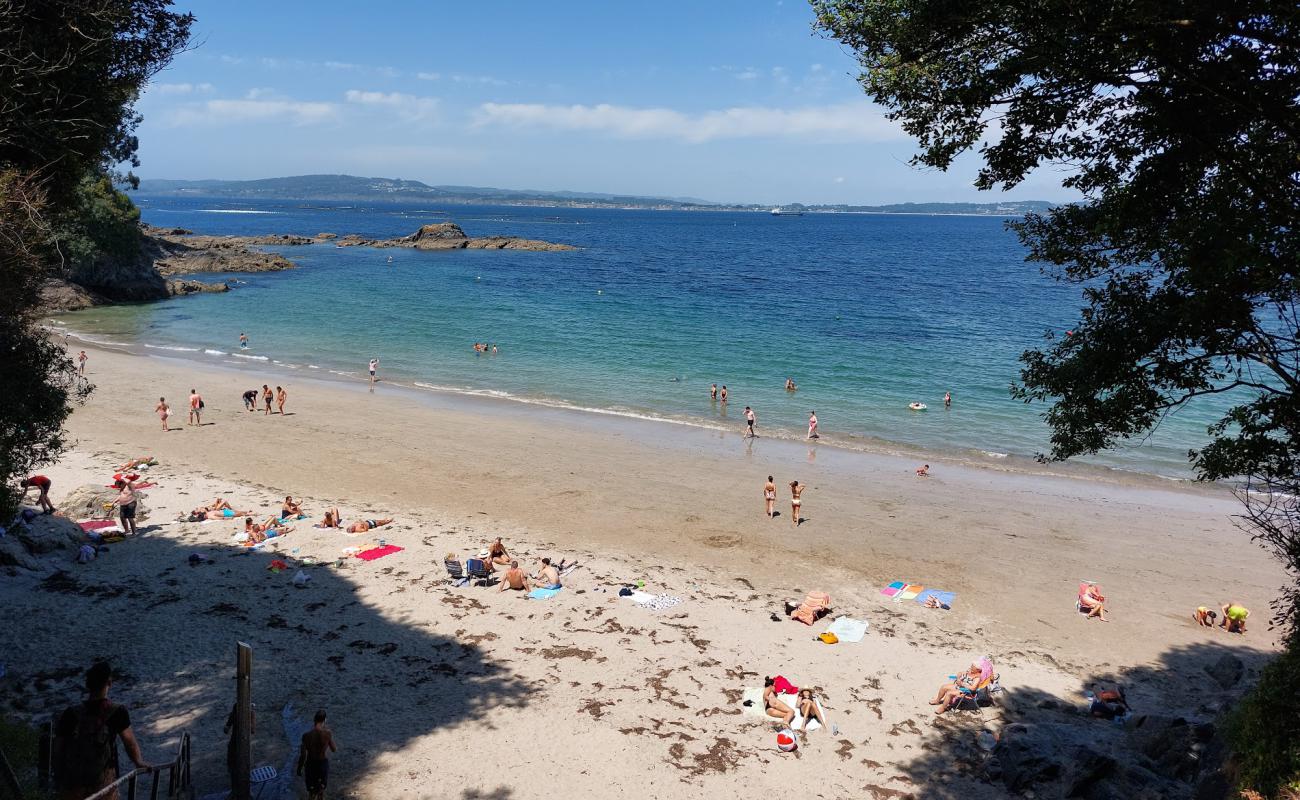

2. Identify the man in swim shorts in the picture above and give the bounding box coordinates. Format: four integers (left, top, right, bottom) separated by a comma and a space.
242, 389, 259, 411
368, 358, 379, 384
296, 710, 336, 800
535, 557, 562, 589
743, 406, 757, 438
188, 388, 203, 426
498, 561, 530, 592
20, 475, 55, 514
1221, 602, 1249, 633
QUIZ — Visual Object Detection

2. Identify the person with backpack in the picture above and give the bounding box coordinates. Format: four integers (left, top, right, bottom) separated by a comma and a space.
53, 661, 151, 800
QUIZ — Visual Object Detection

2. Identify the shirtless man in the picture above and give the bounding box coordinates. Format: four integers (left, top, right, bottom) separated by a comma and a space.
281, 496, 304, 518
497, 560, 530, 592
346, 517, 393, 534
276, 386, 287, 415
188, 389, 203, 426
316, 508, 343, 529
535, 557, 561, 589
20, 475, 55, 514
296, 710, 337, 800
77, 350, 88, 376
487, 537, 511, 567
242, 389, 259, 412
262, 385, 274, 415
743, 406, 757, 438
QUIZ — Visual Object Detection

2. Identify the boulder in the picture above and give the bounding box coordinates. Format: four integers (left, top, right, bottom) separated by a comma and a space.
58, 483, 151, 523
38, 279, 105, 311
990, 723, 1065, 793
408, 222, 468, 242
167, 278, 230, 296
314, 232, 337, 239
0, 534, 40, 571
1125, 714, 1205, 782
16, 515, 82, 554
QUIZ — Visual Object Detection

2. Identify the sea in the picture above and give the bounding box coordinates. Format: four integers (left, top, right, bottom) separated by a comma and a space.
52, 195, 1223, 480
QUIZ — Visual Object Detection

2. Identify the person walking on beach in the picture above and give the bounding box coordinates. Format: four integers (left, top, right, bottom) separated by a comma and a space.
242, 389, 259, 412
77, 350, 88, 376
807, 411, 819, 439
155, 397, 171, 431
743, 406, 757, 438
944, 391, 952, 409
276, 386, 287, 415
296, 710, 337, 800
763, 476, 776, 519
710, 383, 718, 401
188, 389, 203, 426
368, 358, 379, 384
53, 661, 151, 800
112, 477, 139, 535
20, 475, 55, 514
262, 385, 274, 415
789, 480, 805, 527
239, 332, 249, 350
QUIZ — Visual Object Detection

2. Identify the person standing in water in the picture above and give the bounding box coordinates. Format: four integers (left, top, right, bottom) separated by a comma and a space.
763, 476, 776, 519
710, 383, 718, 401
807, 411, 819, 439
239, 332, 249, 350
720, 385, 728, 404
155, 397, 171, 431
789, 480, 805, 527
944, 391, 952, 409
743, 406, 757, 438
368, 358, 379, 384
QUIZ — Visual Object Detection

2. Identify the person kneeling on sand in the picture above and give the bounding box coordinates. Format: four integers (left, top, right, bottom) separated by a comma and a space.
1193, 606, 1218, 627
535, 557, 562, 590
1221, 602, 1249, 633
346, 517, 393, 534
763, 677, 795, 726
498, 561, 531, 592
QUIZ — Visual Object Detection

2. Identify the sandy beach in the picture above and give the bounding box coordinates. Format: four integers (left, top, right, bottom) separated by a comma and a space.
1, 343, 1285, 798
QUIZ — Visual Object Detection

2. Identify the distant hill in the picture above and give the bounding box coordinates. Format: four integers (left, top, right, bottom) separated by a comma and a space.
132, 174, 1054, 215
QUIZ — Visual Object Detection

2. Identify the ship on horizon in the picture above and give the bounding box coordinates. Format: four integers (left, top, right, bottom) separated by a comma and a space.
770, 207, 804, 216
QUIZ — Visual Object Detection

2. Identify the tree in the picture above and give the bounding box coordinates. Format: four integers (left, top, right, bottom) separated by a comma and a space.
0, 0, 192, 522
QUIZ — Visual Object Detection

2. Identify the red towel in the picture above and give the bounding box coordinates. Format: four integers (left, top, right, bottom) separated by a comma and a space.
356, 545, 403, 561
78, 520, 119, 532
773, 675, 799, 695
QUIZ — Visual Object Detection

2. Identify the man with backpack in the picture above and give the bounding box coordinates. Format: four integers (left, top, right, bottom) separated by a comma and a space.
53, 661, 151, 800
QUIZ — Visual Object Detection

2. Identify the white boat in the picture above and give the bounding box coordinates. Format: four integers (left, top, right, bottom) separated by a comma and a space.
771, 207, 804, 216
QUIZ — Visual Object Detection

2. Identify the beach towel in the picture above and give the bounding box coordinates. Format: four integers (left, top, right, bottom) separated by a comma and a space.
896, 584, 924, 601
623, 590, 656, 604
635, 594, 682, 611
355, 544, 402, 561
790, 696, 827, 733
528, 587, 562, 600
880, 581, 906, 598
791, 591, 832, 625
78, 519, 120, 533
740, 687, 767, 719
914, 589, 956, 608
824, 616, 869, 643
737, 687, 825, 732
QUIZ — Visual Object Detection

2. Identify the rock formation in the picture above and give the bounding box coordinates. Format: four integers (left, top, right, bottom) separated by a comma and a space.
334, 222, 576, 252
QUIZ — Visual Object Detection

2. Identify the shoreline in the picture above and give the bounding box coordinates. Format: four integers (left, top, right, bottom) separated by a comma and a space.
53, 324, 1223, 494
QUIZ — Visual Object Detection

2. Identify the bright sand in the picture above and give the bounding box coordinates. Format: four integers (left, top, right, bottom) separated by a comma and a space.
1, 344, 1284, 798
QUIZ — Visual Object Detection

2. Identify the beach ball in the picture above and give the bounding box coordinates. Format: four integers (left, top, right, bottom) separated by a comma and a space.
776, 730, 797, 752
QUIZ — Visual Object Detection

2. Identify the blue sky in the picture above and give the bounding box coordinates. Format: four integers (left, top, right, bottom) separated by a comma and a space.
132, 1, 1076, 204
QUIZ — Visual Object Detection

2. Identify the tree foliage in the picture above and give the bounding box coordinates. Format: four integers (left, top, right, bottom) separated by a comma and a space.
0, 0, 191, 522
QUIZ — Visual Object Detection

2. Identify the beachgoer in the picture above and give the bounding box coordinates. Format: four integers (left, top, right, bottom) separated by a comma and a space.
720, 385, 728, 404
536, 557, 561, 589
488, 537, 511, 566
276, 386, 287, 415
807, 411, 819, 439
368, 358, 379, 384
1079, 583, 1108, 621
281, 496, 304, 519
262, 385, 274, 415
498, 560, 530, 592
1193, 606, 1217, 627
345, 517, 393, 534
317, 508, 343, 529
1221, 603, 1250, 633
77, 350, 88, 376
491, 344, 498, 354
20, 475, 54, 514
296, 710, 336, 800
710, 383, 718, 401
192, 506, 250, 522
916, 464, 930, 477
239, 333, 249, 350
789, 480, 805, 527
743, 406, 757, 438
242, 389, 259, 412
53, 662, 151, 800
796, 689, 827, 732
156, 397, 171, 431
112, 478, 139, 535
116, 457, 154, 471
764, 476, 776, 519
762, 677, 795, 726
188, 389, 203, 426
929, 661, 986, 714
785, 378, 797, 391
944, 391, 952, 409
222, 701, 255, 792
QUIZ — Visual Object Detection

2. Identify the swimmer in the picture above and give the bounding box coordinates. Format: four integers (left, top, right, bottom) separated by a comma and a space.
763, 476, 776, 519
807, 411, 819, 439
346, 517, 393, 534
916, 464, 930, 477
785, 378, 797, 391
239, 332, 249, 349
944, 391, 952, 409
710, 383, 717, 401
789, 480, 805, 527
491, 344, 498, 354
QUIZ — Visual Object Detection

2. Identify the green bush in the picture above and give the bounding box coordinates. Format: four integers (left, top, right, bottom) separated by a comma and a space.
1228, 645, 1300, 797
0, 714, 51, 799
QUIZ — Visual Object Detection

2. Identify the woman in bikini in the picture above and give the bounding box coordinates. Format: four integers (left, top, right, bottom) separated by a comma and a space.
155, 397, 171, 431
789, 480, 805, 527
762, 677, 795, 726
929, 662, 985, 714
763, 476, 777, 519
796, 689, 827, 732
276, 386, 287, 415
346, 517, 393, 534
488, 537, 511, 566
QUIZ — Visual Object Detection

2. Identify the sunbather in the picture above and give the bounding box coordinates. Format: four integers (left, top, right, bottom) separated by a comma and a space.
190, 505, 250, 521
1079, 583, 1108, 621
487, 537, 511, 566
796, 689, 827, 732
762, 677, 795, 725
244, 516, 293, 544
535, 557, 562, 589
497, 561, 530, 592
204, 498, 233, 512
928, 659, 990, 714
281, 496, 304, 518
346, 517, 393, 534
315, 508, 343, 529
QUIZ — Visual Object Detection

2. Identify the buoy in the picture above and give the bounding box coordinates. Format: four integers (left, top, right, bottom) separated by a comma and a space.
597, 289, 603, 295
909, 402, 928, 411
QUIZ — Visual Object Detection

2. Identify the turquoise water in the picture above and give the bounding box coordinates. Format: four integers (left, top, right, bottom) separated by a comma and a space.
55, 196, 1221, 477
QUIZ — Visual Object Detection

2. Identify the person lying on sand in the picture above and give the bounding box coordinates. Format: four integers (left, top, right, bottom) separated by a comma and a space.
487, 537, 511, 566
534, 557, 562, 590
1079, 583, 1108, 621
315, 508, 343, 529
763, 677, 795, 726
190, 505, 251, 521
796, 689, 827, 732
1221, 602, 1249, 633
117, 456, 156, 471
498, 561, 531, 592
281, 496, 304, 519
929, 661, 985, 714
205, 498, 233, 512
245, 516, 293, 544
346, 518, 393, 534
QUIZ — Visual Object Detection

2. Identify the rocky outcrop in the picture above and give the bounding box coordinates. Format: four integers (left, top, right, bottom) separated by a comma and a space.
334, 222, 576, 252
143, 227, 305, 275
314, 232, 337, 239
167, 278, 230, 296
59, 484, 151, 522
0, 514, 82, 572
39, 278, 107, 311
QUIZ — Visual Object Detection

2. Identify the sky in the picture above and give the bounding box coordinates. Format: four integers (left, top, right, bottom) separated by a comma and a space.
131, 0, 1078, 205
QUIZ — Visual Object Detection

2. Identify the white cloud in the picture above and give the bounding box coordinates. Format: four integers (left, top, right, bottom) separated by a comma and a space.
344, 90, 440, 122
811, 63, 824, 73
149, 82, 213, 95
834, 176, 845, 183
735, 70, 760, 80
473, 101, 901, 143
450, 73, 509, 87
164, 96, 339, 127
417, 72, 441, 81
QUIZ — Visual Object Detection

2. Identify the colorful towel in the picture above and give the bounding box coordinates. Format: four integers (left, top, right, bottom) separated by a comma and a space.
880, 581, 906, 598
824, 616, 869, 643
78, 519, 120, 532
914, 589, 956, 608
355, 544, 402, 561
896, 584, 924, 601
528, 587, 562, 600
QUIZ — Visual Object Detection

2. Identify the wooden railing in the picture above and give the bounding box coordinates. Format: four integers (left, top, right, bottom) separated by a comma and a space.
79, 733, 191, 800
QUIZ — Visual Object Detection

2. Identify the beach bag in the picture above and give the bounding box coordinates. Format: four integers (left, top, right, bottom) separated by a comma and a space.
818, 632, 839, 644
56, 701, 120, 793
199, 399, 205, 409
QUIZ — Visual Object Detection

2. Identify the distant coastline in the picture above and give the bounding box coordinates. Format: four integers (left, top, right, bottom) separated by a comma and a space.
131, 174, 1057, 216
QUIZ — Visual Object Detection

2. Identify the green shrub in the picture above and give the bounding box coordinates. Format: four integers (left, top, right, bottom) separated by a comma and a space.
1228, 645, 1300, 797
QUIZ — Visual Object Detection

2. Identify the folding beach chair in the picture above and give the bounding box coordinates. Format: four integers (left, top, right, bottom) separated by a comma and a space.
466, 558, 493, 587
444, 559, 468, 587
951, 673, 1003, 715
1077, 581, 1103, 614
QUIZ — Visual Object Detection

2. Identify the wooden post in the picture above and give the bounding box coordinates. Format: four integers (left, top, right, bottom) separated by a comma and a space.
232, 642, 252, 800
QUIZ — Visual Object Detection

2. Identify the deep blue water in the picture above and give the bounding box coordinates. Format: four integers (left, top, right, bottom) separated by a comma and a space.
54, 196, 1220, 477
